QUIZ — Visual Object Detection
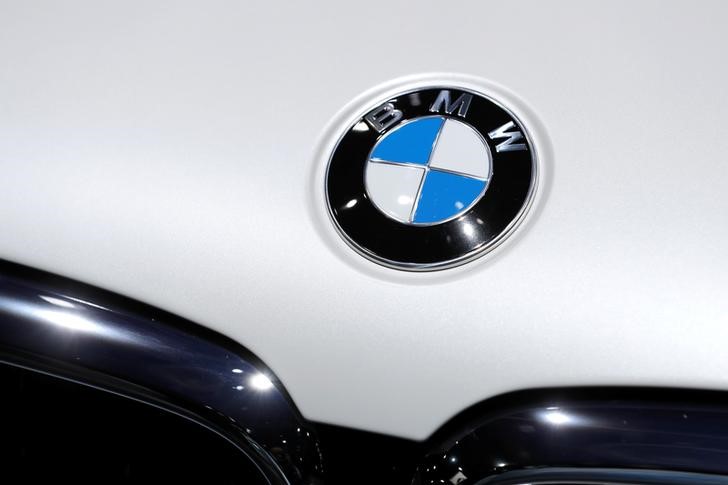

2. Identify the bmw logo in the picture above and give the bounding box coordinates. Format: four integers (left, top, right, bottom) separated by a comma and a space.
325, 86, 537, 271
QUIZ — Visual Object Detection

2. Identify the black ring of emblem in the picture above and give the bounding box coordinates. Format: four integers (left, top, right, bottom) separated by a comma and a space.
326, 87, 536, 270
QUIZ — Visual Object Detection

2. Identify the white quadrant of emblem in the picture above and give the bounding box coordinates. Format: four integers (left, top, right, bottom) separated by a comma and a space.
364, 116, 492, 225
429, 119, 492, 178
365, 162, 425, 222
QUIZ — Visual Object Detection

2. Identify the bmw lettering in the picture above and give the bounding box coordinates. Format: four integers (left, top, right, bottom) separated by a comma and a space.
325, 87, 537, 270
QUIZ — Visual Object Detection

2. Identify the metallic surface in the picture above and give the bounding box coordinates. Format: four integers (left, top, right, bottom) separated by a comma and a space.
429, 91, 473, 117
0, 262, 322, 485
415, 390, 728, 484
326, 85, 536, 269
1, 1, 727, 439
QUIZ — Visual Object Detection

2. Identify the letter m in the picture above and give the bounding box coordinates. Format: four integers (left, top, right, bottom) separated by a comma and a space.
429, 90, 473, 117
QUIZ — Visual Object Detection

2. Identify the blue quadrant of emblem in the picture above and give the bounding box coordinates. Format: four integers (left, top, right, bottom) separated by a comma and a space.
413, 170, 486, 224
370, 117, 444, 165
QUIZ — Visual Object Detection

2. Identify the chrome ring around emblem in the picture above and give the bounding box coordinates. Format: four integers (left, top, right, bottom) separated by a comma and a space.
325, 85, 538, 271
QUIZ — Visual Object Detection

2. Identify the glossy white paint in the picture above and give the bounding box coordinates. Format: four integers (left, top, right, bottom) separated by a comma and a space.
1, 1, 727, 440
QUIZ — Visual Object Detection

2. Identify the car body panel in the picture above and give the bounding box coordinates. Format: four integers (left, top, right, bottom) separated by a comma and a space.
1, 0, 727, 440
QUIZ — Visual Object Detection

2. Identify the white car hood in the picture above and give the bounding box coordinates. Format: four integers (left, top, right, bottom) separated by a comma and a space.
1, 0, 727, 440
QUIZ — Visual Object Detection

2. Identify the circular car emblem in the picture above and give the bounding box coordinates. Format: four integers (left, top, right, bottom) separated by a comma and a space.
325, 86, 537, 271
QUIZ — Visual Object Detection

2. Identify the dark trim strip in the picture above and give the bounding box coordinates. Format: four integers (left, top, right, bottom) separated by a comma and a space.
415, 388, 728, 484
477, 467, 728, 485
0, 260, 323, 485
